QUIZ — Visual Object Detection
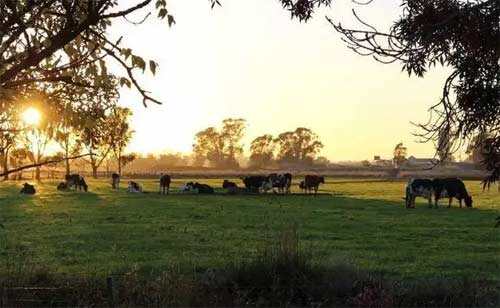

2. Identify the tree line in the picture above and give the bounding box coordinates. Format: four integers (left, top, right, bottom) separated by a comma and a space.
192, 118, 325, 169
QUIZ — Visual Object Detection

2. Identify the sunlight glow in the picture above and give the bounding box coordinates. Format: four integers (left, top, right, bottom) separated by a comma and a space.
22, 107, 41, 127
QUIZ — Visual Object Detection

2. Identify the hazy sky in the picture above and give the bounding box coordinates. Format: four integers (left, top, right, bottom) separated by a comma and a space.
111, 0, 452, 161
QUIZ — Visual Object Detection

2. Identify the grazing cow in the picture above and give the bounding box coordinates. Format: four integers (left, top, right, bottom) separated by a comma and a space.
432, 178, 473, 208
20, 183, 36, 195
268, 173, 292, 194
111, 173, 120, 189
242, 175, 271, 193
187, 182, 214, 194
159, 174, 171, 195
65, 174, 88, 192
405, 178, 434, 208
57, 182, 69, 191
127, 181, 143, 193
303, 175, 325, 194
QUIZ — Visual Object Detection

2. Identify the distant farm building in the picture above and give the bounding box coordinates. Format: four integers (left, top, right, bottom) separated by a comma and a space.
372, 156, 393, 167
405, 156, 438, 168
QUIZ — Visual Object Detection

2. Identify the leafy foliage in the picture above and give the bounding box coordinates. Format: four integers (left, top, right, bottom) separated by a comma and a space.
193, 118, 246, 168
275, 127, 324, 165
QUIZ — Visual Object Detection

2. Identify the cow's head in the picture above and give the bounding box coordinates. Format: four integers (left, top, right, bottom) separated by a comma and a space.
465, 195, 473, 208
319, 176, 325, 184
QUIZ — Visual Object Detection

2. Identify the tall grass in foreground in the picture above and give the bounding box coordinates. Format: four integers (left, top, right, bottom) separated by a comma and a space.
1, 226, 498, 307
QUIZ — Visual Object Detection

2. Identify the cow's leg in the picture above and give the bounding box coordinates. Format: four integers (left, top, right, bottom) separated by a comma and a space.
434, 196, 439, 208
167, 185, 169, 195
459, 199, 462, 208
448, 197, 452, 208
427, 195, 432, 208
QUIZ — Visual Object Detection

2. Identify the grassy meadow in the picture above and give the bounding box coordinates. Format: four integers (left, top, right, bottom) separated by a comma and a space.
1, 177, 498, 283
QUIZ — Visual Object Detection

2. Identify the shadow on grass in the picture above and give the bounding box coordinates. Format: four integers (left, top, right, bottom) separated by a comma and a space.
0, 225, 497, 307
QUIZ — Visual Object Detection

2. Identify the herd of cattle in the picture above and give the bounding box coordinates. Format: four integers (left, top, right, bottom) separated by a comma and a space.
18, 173, 326, 196
18, 173, 476, 209
114, 173, 326, 195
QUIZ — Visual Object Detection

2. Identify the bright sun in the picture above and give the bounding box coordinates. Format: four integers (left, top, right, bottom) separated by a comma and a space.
22, 107, 41, 126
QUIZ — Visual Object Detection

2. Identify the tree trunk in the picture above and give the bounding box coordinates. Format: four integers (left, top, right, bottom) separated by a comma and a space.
65, 145, 70, 176
2, 157, 8, 181
35, 166, 41, 181
118, 155, 122, 176
92, 165, 98, 178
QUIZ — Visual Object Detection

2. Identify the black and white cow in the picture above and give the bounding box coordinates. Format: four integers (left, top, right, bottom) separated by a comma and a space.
186, 182, 214, 194
405, 178, 434, 208
242, 176, 272, 193
432, 178, 473, 208
127, 181, 143, 193
65, 174, 88, 192
268, 173, 292, 194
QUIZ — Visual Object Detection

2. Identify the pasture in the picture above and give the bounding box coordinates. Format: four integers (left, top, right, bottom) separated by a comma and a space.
0, 178, 499, 282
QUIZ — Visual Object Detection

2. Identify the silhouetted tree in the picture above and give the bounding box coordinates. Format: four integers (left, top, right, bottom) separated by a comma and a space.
108, 107, 134, 175
0, 102, 20, 180
249, 134, 276, 168
193, 118, 246, 168
0, 0, 172, 110
21, 94, 60, 181
9, 148, 31, 180
393, 143, 407, 168
275, 127, 323, 165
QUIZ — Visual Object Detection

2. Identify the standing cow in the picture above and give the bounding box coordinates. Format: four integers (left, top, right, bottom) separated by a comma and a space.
268, 173, 292, 194
111, 173, 120, 189
432, 178, 473, 208
159, 174, 171, 195
405, 178, 434, 208
303, 175, 325, 195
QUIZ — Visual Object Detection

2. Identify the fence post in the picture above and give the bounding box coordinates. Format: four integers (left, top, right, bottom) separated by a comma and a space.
106, 277, 115, 308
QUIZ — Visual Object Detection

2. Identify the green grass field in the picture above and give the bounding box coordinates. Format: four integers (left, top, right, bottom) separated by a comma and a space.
1, 178, 499, 282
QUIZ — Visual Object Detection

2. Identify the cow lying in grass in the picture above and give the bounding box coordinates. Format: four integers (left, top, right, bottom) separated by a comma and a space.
222, 180, 246, 194
186, 182, 214, 194
241, 176, 273, 193
65, 174, 88, 192
20, 183, 35, 195
127, 181, 143, 193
